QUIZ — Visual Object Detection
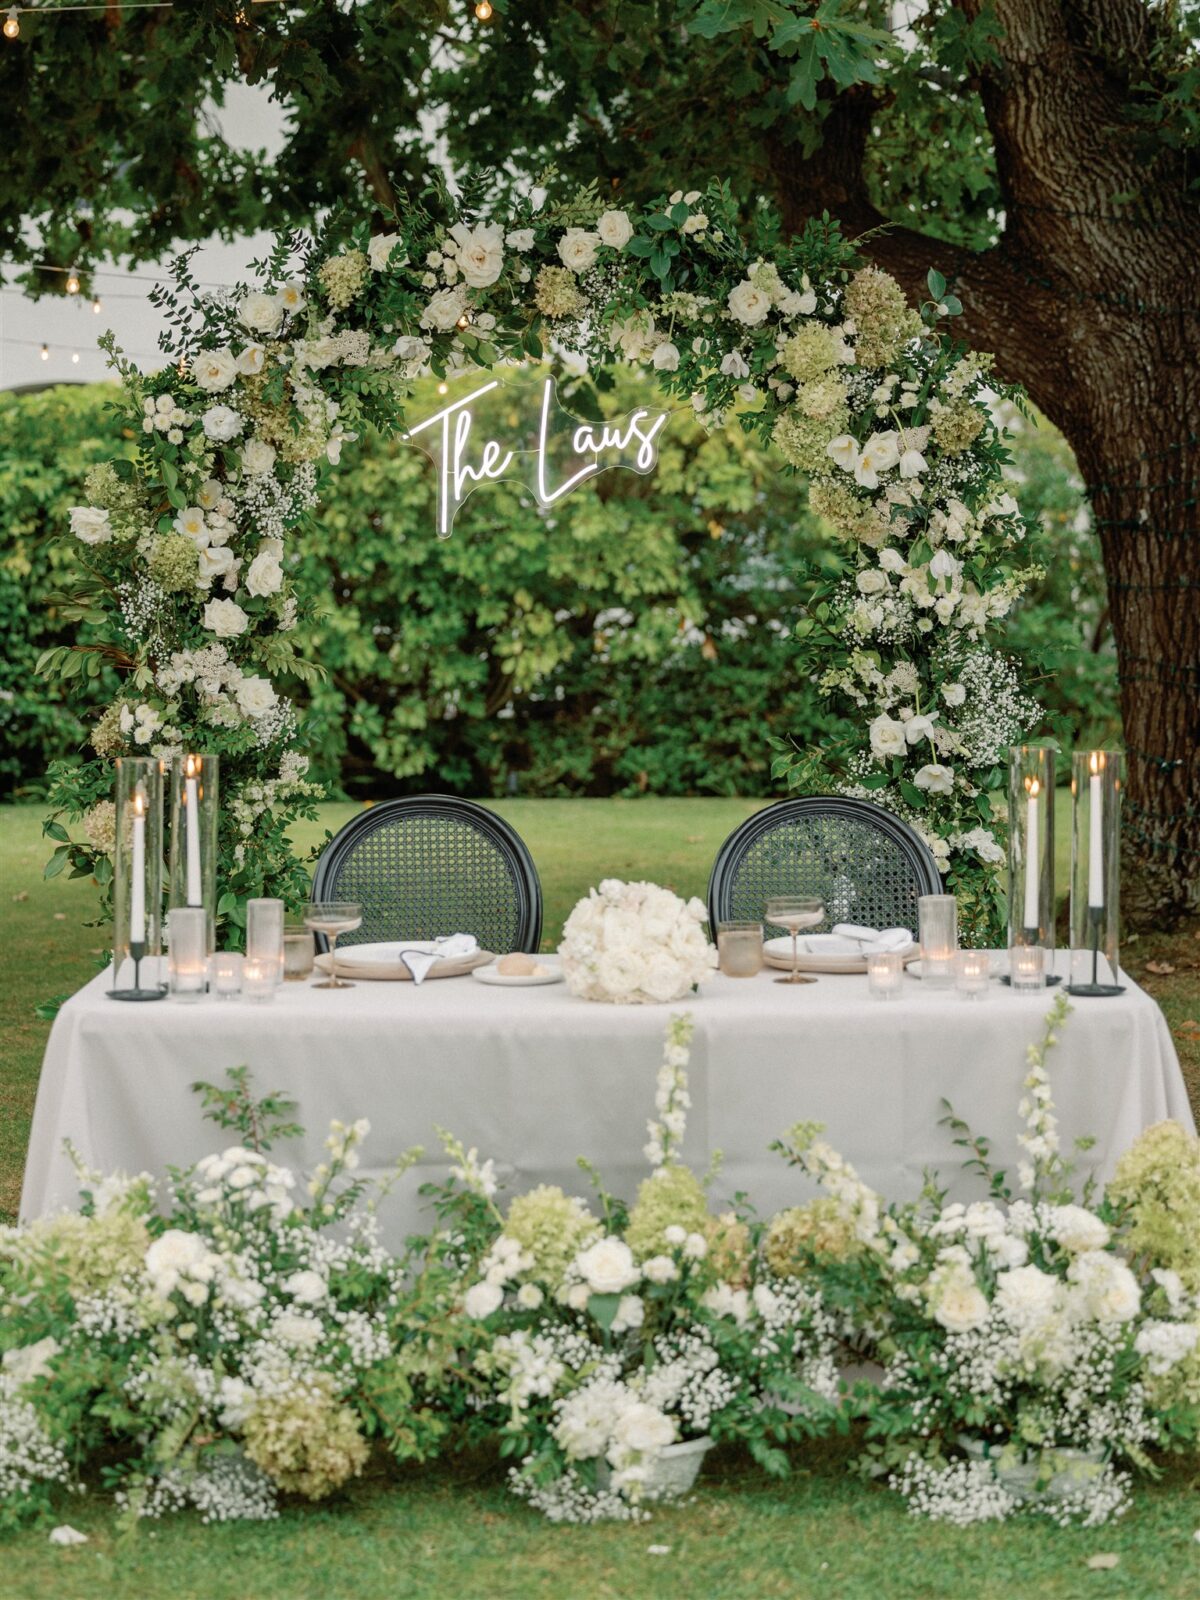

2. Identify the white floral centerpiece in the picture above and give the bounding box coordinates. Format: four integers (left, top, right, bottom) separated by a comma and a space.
557, 879, 716, 1004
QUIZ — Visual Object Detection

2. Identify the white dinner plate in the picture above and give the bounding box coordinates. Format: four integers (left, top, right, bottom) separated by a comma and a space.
763, 934, 919, 975
315, 940, 493, 981
472, 958, 564, 988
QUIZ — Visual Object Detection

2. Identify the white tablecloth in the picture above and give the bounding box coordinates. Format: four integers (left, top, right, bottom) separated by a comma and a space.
21, 954, 1194, 1241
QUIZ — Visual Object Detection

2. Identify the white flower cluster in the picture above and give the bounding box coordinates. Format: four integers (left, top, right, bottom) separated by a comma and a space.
643, 1012, 694, 1167
558, 879, 715, 1004
0, 1373, 72, 1506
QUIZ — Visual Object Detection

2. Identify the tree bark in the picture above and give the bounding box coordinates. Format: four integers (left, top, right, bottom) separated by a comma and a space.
772, 0, 1200, 923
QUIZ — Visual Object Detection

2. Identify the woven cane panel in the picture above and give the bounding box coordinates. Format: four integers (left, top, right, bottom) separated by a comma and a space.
325, 813, 525, 952
725, 813, 927, 933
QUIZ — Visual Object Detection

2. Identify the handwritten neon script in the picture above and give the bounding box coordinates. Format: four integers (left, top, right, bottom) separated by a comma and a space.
406, 377, 670, 536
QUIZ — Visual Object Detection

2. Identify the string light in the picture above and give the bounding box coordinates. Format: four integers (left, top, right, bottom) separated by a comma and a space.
91, 296, 102, 314
39, 343, 48, 360
455, 313, 471, 329
474, 0, 493, 18
65, 269, 81, 295
3, 8, 19, 39
436, 381, 449, 395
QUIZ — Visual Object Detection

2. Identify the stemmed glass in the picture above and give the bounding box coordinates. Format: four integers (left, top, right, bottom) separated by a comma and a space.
304, 901, 363, 990
766, 896, 824, 986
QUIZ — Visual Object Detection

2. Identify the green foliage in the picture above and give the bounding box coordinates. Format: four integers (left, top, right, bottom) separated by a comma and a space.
190, 1066, 303, 1152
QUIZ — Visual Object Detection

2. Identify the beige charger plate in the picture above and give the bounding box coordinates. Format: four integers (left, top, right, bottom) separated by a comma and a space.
762, 935, 919, 975
313, 945, 495, 982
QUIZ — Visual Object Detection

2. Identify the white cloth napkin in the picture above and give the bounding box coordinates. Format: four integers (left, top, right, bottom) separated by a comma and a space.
399, 933, 479, 986
830, 923, 914, 952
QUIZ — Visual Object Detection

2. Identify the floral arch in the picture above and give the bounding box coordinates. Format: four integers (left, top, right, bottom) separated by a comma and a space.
43, 180, 1040, 942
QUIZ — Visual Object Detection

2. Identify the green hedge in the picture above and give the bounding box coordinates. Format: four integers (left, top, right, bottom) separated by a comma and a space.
1, 379, 1116, 800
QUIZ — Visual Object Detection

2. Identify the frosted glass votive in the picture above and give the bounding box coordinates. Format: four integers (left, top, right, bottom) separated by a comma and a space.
1010, 944, 1046, 994
867, 949, 904, 1000
242, 958, 277, 1004
283, 926, 315, 981
246, 897, 286, 982
167, 906, 208, 1001
210, 952, 243, 1000
919, 895, 958, 989
954, 949, 990, 1000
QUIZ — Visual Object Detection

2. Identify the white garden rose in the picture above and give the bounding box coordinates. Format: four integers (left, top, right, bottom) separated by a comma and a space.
557, 228, 601, 272
239, 437, 277, 477
283, 1270, 327, 1304
610, 1402, 675, 1456
419, 285, 470, 331
2, 1336, 61, 1386
856, 568, 888, 595
914, 763, 955, 794
235, 676, 278, 719
727, 278, 772, 326
367, 232, 405, 271
235, 344, 266, 378
69, 506, 113, 545
596, 948, 644, 998
869, 714, 907, 760
596, 209, 633, 249
238, 290, 284, 336
192, 347, 238, 393
642, 954, 687, 1004
245, 544, 284, 597
576, 1237, 639, 1296
1071, 1251, 1141, 1323
932, 1271, 989, 1333
201, 406, 244, 443
464, 1281, 505, 1319
651, 341, 680, 372
393, 334, 431, 368
145, 1229, 211, 1294
196, 545, 236, 585
448, 221, 504, 287
641, 1255, 678, 1285
995, 1264, 1060, 1325
202, 598, 249, 638
505, 228, 536, 252
1049, 1205, 1111, 1254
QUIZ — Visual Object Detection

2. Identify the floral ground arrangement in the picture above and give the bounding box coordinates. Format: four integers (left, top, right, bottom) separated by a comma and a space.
3, 1002, 1197, 1544
39, 177, 1045, 945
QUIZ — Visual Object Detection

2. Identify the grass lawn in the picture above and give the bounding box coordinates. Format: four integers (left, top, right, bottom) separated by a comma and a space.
2, 797, 1199, 1598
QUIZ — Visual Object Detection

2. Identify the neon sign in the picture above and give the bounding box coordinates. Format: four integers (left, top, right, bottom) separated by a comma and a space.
405, 375, 671, 537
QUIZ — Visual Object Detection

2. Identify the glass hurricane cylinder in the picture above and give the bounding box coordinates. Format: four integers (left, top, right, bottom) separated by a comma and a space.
168, 753, 219, 954
111, 756, 166, 999
1068, 749, 1126, 996
246, 898, 285, 986
167, 907, 209, 1001
1007, 744, 1056, 953
918, 895, 958, 989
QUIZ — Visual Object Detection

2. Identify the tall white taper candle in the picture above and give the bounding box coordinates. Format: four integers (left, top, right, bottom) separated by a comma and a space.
184, 755, 202, 907
1023, 776, 1040, 931
130, 788, 146, 946
1088, 752, 1104, 909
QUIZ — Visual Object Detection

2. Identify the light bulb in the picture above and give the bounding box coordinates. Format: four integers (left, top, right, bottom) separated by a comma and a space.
437, 381, 449, 396
3, 9, 19, 41
474, 0, 493, 18
39, 343, 49, 360
65, 270, 80, 295
91, 296, 102, 314
71, 351, 80, 364
456, 313, 470, 329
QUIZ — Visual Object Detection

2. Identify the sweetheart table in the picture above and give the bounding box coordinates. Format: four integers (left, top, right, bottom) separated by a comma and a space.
21, 953, 1193, 1242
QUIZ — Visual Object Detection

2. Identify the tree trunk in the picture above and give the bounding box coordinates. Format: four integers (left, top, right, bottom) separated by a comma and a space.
771, 0, 1200, 923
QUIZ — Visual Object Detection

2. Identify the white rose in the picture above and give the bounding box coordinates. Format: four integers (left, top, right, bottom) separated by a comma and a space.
196, 545, 236, 585
240, 437, 277, 476
905, 713, 939, 745
825, 434, 860, 472
641, 1255, 678, 1285
515, 1283, 544, 1310
202, 598, 249, 638
236, 344, 266, 378
869, 714, 907, 761
643, 954, 686, 1004
368, 232, 405, 271
192, 347, 238, 393
611, 1294, 645, 1333
576, 1236, 639, 1295
611, 1402, 675, 1456
239, 291, 284, 336
914, 763, 955, 795
505, 229, 536, 252
393, 335, 431, 368
2, 1336, 60, 1386
727, 278, 772, 326
1050, 1205, 1111, 1254
202, 406, 244, 443
419, 285, 470, 332
933, 1276, 989, 1333
1072, 1251, 1141, 1323
245, 546, 284, 598
464, 1281, 504, 1319
942, 682, 966, 706
595, 948, 644, 998
283, 1269, 328, 1304
557, 229, 601, 272
596, 209, 633, 249
235, 676, 278, 719
196, 478, 223, 510
856, 568, 888, 596
651, 340, 680, 373
995, 1264, 1059, 1325
69, 506, 113, 545
448, 221, 504, 287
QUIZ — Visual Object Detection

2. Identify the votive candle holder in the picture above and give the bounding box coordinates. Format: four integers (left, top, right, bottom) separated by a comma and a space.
954, 949, 990, 1000
246, 897, 286, 983
918, 895, 958, 989
167, 906, 208, 1001
283, 925, 315, 982
242, 958, 277, 1004
1010, 943, 1047, 994
866, 949, 904, 1000
210, 952, 243, 1000
717, 920, 765, 978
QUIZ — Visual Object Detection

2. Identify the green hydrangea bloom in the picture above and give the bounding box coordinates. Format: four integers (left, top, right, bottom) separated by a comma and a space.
534, 266, 585, 320
147, 532, 200, 594
795, 376, 849, 422
1109, 1120, 1200, 1292
773, 407, 844, 475
780, 325, 842, 385
764, 1199, 864, 1278
317, 250, 370, 311
90, 701, 126, 757
625, 1164, 710, 1259
5, 1207, 150, 1299
504, 1185, 600, 1288
931, 398, 987, 454
843, 266, 922, 368
84, 461, 142, 517
243, 1374, 369, 1499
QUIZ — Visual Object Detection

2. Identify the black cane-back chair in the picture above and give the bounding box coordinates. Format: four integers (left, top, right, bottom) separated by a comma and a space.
310, 796, 543, 953
707, 797, 941, 934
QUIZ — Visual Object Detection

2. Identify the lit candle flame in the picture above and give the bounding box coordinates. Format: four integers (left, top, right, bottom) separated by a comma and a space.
1027, 776, 1040, 798
185, 753, 199, 780
1090, 751, 1104, 775
133, 789, 145, 817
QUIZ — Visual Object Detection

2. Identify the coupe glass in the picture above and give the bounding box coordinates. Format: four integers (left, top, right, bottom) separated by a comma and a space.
304, 901, 363, 990
765, 896, 824, 986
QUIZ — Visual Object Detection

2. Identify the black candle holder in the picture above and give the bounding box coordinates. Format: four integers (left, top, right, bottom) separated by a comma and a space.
109, 941, 168, 1002
1066, 907, 1125, 998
